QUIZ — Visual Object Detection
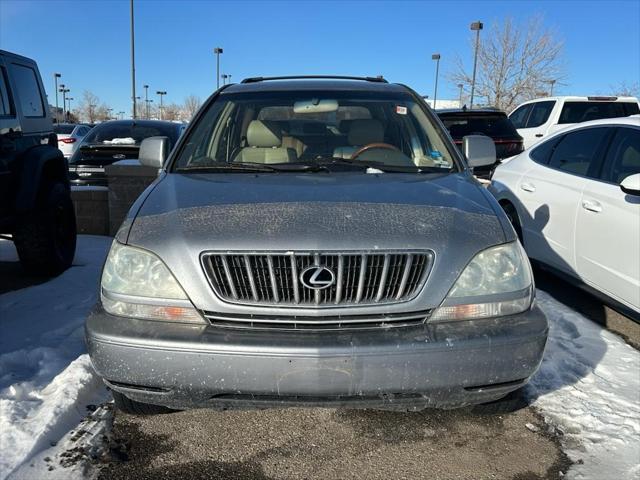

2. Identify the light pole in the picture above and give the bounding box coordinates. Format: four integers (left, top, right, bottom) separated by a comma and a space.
221, 74, 229, 85
214, 47, 223, 89
60, 86, 69, 121
53, 73, 61, 123
156, 91, 166, 120
146, 99, 154, 119
66, 97, 73, 119
431, 53, 441, 109
107, 108, 113, 120
143, 84, 149, 118
457, 83, 464, 107
549, 79, 556, 96
118, 111, 125, 120
469, 20, 483, 109
130, 0, 137, 119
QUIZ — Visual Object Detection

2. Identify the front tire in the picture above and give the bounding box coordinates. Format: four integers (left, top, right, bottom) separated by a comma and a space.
14, 182, 77, 276
111, 390, 175, 415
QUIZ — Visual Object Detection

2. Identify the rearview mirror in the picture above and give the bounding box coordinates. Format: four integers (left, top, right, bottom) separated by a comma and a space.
463, 135, 496, 168
620, 173, 640, 196
139, 136, 169, 169
293, 99, 338, 114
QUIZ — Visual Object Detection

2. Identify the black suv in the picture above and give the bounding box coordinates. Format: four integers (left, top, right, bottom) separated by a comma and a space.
0, 50, 76, 275
437, 108, 523, 178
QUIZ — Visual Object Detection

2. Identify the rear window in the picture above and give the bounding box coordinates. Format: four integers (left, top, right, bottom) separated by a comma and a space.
440, 114, 518, 139
559, 101, 638, 124
53, 124, 75, 134
82, 123, 180, 146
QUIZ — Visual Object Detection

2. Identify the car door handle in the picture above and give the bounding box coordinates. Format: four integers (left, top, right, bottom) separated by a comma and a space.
535, 134, 544, 138
582, 200, 602, 213
521, 183, 536, 192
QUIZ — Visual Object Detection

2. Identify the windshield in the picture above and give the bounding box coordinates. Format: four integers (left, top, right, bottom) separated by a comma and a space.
172, 90, 458, 173
81, 122, 180, 146
439, 113, 519, 139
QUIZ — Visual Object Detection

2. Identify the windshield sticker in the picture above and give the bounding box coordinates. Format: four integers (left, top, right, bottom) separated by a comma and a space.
430, 150, 443, 158
395, 105, 407, 115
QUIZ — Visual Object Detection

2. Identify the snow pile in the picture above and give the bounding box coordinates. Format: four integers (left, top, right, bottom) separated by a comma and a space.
102, 137, 135, 145
531, 291, 640, 480
0, 236, 112, 480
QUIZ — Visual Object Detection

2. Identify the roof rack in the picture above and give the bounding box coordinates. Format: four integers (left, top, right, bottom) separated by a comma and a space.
241, 75, 388, 84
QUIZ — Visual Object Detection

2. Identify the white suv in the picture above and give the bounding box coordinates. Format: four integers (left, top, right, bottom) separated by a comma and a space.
509, 96, 640, 149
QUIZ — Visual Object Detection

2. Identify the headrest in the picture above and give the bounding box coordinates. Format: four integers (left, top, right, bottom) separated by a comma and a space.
247, 120, 281, 147
348, 119, 384, 146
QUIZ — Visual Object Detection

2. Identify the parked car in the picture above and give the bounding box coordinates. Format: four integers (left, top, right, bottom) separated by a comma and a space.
68, 119, 184, 186
86, 75, 547, 416
53, 123, 92, 158
0, 49, 76, 275
437, 107, 523, 178
489, 116, 640, 319
509, 96, 640, 149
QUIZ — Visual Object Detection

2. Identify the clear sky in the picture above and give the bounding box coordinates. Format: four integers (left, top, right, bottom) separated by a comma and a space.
1, 0, 639, 115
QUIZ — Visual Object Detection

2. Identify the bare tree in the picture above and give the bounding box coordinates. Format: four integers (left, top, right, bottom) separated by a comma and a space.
610, 81, 640, 97
161, 103, 182, 121
183, 95, 202, 120
451, 16, 564, 112
77, 90, 112, 123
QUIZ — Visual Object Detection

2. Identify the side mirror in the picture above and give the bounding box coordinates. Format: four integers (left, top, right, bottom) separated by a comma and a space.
139, 136, 169, 168
463, 135, 496, 168
620, 173, 640, 196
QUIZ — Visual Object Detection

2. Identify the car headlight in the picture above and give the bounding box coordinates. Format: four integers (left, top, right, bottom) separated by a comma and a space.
100, 241, 204, 323
430, 242, 533, 322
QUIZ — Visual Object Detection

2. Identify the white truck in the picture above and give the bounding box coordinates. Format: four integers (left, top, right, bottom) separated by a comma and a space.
509, 96, 640, 149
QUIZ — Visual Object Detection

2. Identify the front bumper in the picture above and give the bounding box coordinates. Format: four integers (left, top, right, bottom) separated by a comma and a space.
85, 306, 548, 410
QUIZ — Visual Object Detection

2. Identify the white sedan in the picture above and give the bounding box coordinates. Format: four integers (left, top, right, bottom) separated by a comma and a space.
54, 123, 92, 158
489, 116, 640, 318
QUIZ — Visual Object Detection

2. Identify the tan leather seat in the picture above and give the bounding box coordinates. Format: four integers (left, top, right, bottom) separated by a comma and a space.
333, 119, 384, 159
235, 120, 297, 164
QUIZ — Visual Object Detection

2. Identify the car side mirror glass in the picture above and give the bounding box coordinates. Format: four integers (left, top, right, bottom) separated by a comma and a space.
463, 134, 496, 168
139, 136, 169, 169
620, 173, 640, 196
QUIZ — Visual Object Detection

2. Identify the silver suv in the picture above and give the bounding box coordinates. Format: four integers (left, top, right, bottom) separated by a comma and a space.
86, 76, 548, 414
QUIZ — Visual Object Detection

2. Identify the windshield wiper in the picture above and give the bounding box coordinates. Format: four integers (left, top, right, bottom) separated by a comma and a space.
175, 161, 330, 173
312, 156, 452, 174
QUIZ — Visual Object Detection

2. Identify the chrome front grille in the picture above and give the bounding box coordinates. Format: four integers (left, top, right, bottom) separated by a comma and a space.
201, 251, 433, 307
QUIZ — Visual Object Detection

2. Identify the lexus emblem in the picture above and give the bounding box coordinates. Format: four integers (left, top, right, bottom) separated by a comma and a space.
300, 266, 335, 290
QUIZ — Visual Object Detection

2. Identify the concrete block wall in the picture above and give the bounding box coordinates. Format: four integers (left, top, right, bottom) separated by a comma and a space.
69, 161, 159, 237
71, 187, 110, 236
105, 161, 159, 235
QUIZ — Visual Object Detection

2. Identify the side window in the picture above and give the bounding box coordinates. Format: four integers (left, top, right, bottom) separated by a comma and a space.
623, 103, 640, 116
530, 136, 562, 165
509, 104, 532, 129
600, 128, 640, 184
0, 67, 13, 117
525, 101, 555, 128
11, 64, 45, 118
548, 127, 609, 177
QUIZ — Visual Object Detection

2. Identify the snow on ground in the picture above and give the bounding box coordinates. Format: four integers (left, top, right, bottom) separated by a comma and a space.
0, 235, 638, 479
0, 236, 112, 480
531, 290, 640, 480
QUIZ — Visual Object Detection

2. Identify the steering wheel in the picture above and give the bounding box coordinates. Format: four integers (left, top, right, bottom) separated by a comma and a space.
350, 143, 400, 161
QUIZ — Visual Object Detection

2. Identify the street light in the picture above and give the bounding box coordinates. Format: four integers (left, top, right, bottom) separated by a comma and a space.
130, 0, 137, 119
59, 86, 70, 121
457, 83, 464, 107
548, 79, 557, 96
53, 73, 61, 123
143, 84, 149, 119
221, 73, 231, 85
469, 20, 483, 109
107, 108, 113, 120
66, 97, 74, 119
214, 47, 223, 89
156, 90, 167, 120
431, 53, 441, 109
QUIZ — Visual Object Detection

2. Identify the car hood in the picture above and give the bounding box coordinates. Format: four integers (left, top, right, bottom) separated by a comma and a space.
123, 172, 510, 312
